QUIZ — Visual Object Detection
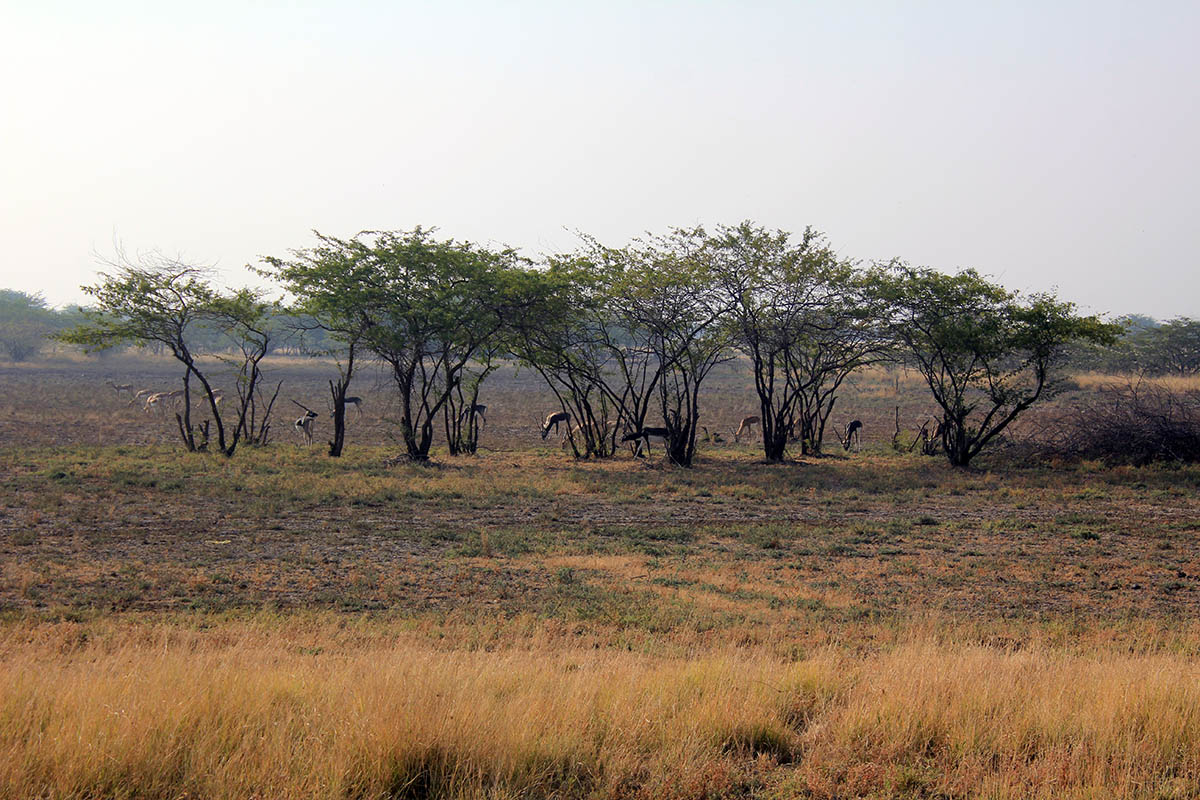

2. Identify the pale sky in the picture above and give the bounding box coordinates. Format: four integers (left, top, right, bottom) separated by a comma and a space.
2, 1, 1197, 318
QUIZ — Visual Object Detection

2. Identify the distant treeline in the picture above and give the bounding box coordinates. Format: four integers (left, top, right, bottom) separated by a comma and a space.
4, 290, 1195, 377
0, 289, 335, 361
1072, 315, 1200, 376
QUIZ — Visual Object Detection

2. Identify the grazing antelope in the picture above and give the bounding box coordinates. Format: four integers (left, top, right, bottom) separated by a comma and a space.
733, 415, 760, 443
131, 388, 155, 406
561, 420, 617, 450
621, 427, 669, 458
142, 392, 168, 414
200, 388, 224, 407
844, 419, 862, 450
541, 411, 569, 440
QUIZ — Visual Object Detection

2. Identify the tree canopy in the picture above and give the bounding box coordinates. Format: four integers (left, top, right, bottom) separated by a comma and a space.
879, 265, 1120, 466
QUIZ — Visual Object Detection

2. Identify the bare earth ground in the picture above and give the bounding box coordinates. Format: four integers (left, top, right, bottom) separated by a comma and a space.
2, 354, 1199, 643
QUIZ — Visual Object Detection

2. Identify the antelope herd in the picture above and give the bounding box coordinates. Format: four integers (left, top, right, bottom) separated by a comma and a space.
104, 377, 876, 456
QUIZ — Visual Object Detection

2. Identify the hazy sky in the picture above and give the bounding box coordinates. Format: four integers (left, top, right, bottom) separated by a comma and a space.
2, 1, 1196, 318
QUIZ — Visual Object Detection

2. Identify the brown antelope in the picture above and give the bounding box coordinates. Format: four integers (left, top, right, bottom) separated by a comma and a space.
106, 380, 134, 399
541, 411, 569, 440
733, 415, 760, 442
142, 392, 168, 414
561, 420, 617, 450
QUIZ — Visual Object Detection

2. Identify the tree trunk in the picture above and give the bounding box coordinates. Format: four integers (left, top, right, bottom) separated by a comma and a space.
329, 379, 348, 457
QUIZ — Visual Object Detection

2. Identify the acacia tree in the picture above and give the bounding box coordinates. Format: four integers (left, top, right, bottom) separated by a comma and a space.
521, 229, 733, 465
442, 266, 548, 455
713, 223, 888, 461
262, 234, 375, 457
881, 265, 1119, 467
510, 259, 604, 456
617, 227, 733, 467
58, 251, 277, 456
511, 247, 668, 459
213, 291, 285, 448
271, 228, 528, 462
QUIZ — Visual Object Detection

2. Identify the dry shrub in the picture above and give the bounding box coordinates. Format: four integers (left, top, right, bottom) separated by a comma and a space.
1043, 379, 1200, 465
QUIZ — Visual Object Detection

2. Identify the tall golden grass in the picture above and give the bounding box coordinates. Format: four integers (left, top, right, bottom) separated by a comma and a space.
1072, 371, 1200, 393
3, 620, 1199, 799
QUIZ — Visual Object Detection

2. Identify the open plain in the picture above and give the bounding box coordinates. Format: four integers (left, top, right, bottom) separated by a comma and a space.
3, 354, 1200, 799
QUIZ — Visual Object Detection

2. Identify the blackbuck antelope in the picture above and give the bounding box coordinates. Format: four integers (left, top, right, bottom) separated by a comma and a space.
845, 419, 862, 449
621, 427, 669, 458
835, 419, 863, 451
459, 403, 486, 427
541, 411, 569, 439
733, 415, 760, 442
292, 400, 320, 446
342, 396, 363, 416
294, 411, 318, 446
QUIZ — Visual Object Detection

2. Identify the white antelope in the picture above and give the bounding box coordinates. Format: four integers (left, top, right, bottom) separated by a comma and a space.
199, 388, 224, 407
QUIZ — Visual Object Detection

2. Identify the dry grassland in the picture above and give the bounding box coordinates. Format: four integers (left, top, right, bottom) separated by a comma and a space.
2, 355, 1200, 798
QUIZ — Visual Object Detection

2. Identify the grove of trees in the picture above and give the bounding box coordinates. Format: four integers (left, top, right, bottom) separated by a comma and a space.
54, 222, 1130, 467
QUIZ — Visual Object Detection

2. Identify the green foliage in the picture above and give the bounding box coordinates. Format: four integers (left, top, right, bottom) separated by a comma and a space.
616, 226, 734, 466
0, 289, 60, 361
57, 252, 280, 456
880, 265, 1120, 466
1135, 318, 1200, 376
712, 222, 889, 460
265, 228, 542, 460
